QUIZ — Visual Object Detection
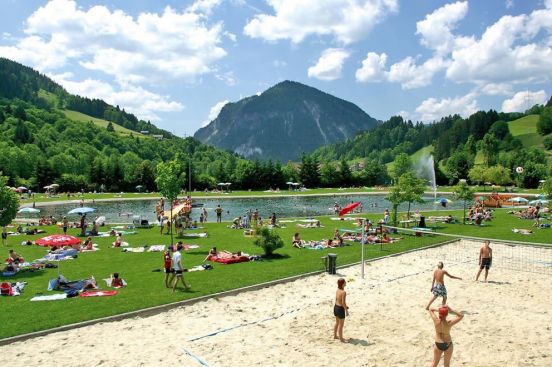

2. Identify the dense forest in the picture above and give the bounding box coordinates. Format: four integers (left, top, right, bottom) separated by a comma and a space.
313, 104, 552, 188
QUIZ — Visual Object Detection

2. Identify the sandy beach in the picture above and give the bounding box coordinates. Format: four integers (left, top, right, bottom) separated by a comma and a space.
2, 241, 551, 367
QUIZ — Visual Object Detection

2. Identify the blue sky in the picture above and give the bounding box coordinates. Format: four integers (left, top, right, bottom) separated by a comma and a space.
1, 0, 551, 136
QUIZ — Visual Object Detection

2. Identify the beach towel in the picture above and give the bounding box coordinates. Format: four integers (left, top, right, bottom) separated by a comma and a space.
30, 293, 67, 301
330, 217, 359, 221
122, 247, 145, 253
112, 241, 130, 247
80, 290, 118, 297
207, 255, 249, 264
147, 245, 165, 252
180, 233, 208, 238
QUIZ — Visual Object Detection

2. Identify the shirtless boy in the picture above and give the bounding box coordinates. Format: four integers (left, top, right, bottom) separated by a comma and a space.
475, 240, 493, 282
426, 262, 462, 310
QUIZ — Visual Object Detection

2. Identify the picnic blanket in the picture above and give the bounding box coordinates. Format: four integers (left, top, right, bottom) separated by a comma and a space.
122, 247, 145, 253
30, 293, 67, 301
80, 290, 118, 297
180, 233, 208, 238
147, 245, 165, 252
41, 248, 78, 262
207, 255, 250, 264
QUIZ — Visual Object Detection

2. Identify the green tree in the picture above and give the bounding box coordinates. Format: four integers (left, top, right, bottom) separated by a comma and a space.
468, 166, 486, 186
542, 177, 552, 199
537, 107, 552, 135
465, 135, 477, 156
299, 154, 320, 188
253, 227, 284, 257
106, 122, 114, 132
0, 174, 20, 245
398, 172, 426, 219
445, 150, 473, 184
389, 153, 412, 182
338, 158, 353, 187
155, 157, 183, 246
386, 184, 402, 226
320, 161, 339, 187
483, 165, 512, 186
453, 180, 474, 224
478, 133, 499, 166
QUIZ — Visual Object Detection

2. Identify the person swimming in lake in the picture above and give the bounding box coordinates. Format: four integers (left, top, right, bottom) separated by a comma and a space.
333, 278, 349, 343
428, 305, 463, 367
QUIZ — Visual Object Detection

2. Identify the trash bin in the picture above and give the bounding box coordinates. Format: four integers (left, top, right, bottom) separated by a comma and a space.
327, 253, 337, 274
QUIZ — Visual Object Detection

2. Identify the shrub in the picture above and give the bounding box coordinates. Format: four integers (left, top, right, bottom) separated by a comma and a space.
253, 227, 284, 257
543, 136, 552, 150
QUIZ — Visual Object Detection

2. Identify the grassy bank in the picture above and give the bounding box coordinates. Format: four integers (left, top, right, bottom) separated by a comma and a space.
1, 207, 550, 339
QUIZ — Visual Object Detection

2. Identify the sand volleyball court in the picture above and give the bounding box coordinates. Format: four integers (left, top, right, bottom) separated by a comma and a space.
1, 241, 551, 366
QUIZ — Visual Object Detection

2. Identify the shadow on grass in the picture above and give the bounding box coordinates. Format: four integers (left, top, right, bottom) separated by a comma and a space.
0, 270, 47, 281
260, 253, 291, 262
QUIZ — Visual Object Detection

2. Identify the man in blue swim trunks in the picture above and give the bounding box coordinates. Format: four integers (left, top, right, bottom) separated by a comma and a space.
426, 261, 462, 310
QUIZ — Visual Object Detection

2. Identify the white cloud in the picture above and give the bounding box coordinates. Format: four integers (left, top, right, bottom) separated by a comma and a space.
416, 93, 479, 122
355, 52, 387, 82
273, 60, 288, 68
202, 100, 229, 126
187, 0, 222, 15
396, 110, 410, 120
505, 0, 514, 9
480, 83, 513, 96
446, 5, 552, 84
388, 56, 448, 89
0, 0, 227, 83
307, 48, 350, 81
501, 90, 548, 112
50, 73, 183, 122
243, 0, 398, 44
416, 1, 468, 54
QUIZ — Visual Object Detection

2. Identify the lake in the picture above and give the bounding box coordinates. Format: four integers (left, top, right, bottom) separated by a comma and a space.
28, 193, 462, 223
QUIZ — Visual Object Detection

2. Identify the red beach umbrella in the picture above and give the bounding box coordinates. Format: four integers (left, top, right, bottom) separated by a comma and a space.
339, 202, 361, 216
35, 235, 81, 247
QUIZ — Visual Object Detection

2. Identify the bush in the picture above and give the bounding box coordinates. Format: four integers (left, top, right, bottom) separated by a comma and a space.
544, 136, 552, 150
253, 227, 284, 257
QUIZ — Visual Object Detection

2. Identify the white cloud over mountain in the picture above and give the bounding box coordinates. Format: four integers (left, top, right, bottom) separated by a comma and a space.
202, 100, 229, 127
244, 0, 398, 44
416, 93, 479, 122
501, 90, 548, 112
308, 48, 350, 81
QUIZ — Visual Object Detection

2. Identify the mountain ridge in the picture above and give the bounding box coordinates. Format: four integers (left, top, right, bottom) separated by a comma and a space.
194, 80, 379, 162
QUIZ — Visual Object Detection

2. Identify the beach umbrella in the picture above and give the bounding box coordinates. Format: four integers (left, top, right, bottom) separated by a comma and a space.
68, 207, 96, 215
170, 203, 191, 218
435, 198, 452, 204
510, 197, 529, 203
286, 181, 294, 185
529, 199, 549, 206
17, 186, 28, 191
18, 207, 40, 214
339, 202, 361, 216
35, 235, 81, 247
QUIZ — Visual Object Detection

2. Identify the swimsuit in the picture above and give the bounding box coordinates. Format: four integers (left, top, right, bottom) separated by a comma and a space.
435, 341, 452, 351
334, 305, 346, 319
432, 283, 447, 297
480, 258, 492, 270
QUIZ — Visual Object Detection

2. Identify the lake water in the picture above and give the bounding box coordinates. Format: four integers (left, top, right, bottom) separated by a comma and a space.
29, 194, 461, 223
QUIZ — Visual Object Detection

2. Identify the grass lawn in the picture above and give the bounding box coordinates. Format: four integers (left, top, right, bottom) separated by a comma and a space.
63, 110, 147, 138
1, 207, 550, 339
507, 114, 547, 149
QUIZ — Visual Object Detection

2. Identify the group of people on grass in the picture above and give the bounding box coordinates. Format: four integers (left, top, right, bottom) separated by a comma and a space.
467, 202, 493, 224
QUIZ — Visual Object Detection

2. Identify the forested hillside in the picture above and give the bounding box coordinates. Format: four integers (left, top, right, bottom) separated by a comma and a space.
0, 57, 168, 137
313, 106, 552, 188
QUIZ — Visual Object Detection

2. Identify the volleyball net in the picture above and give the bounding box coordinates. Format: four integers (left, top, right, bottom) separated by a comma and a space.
381, 225, 552, 275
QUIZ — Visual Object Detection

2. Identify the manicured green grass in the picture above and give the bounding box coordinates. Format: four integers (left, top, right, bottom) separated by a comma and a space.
507, 114, 544, 148
1, 207, 550, 339
410, 145, 434, 162
63, 110, 147, 138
